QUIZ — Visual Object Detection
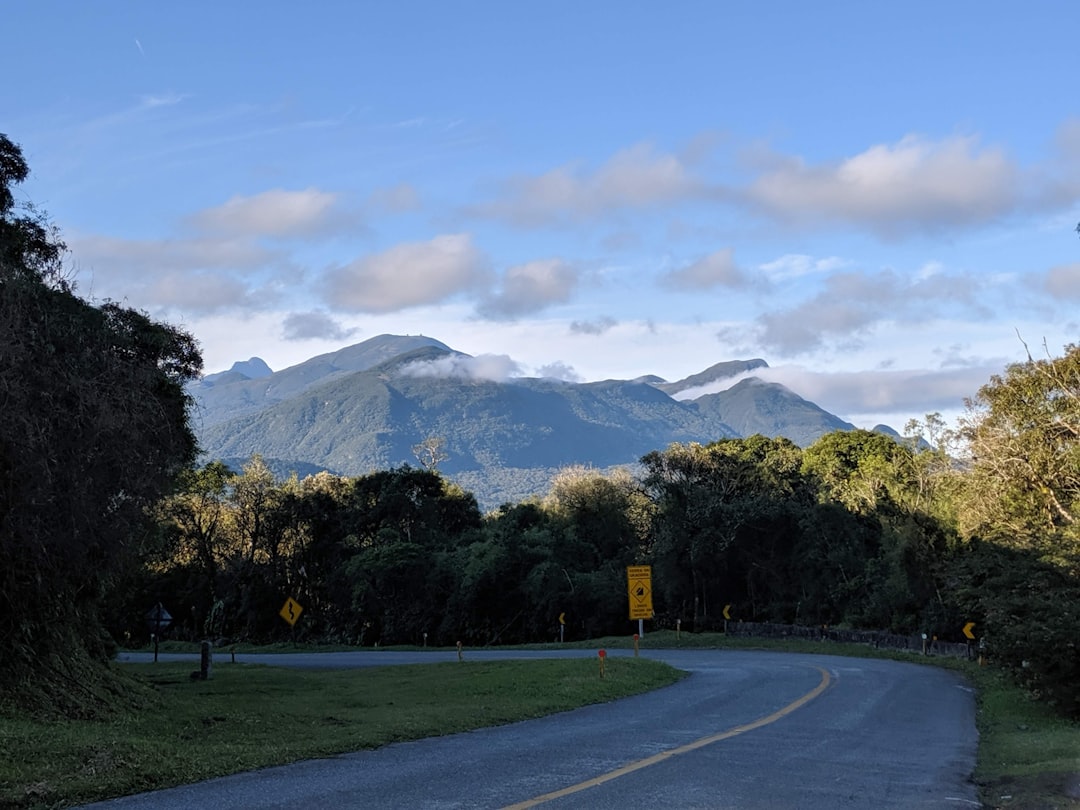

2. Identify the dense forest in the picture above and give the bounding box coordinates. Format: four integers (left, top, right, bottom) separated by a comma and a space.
113, 383, 1080, 719
3, 132, 1079, 720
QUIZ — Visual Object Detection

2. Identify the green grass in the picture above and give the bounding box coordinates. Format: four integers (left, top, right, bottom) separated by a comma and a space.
0, 657, 683, 809
966, 665, 1080, 809
8, 633, 1080, 809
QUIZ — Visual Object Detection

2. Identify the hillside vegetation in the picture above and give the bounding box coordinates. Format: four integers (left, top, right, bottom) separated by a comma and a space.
3, 131, 1079, 735
189, 336, 852, 508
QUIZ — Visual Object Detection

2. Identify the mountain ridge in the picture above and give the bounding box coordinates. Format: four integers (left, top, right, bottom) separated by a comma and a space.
189, 334, 860, 509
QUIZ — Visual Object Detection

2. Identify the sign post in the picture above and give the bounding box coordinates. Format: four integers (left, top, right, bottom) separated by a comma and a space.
559, 611, 566, 643
963, 621, 976, 661
626, 565, 653, 635
145, 603, 172, 663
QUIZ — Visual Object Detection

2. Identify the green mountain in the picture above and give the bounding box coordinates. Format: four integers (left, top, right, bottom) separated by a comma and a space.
189, 334, 855, 509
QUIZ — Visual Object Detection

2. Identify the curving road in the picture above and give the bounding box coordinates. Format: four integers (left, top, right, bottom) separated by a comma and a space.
88, 649, 980, 809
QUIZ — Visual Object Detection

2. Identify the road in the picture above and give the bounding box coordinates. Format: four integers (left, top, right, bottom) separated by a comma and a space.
87, 649, 980, 809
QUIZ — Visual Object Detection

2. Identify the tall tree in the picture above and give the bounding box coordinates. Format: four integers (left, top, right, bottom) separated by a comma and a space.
956, 342, 1080, 567
642, 437, 806, 627
0, 134, 202, 713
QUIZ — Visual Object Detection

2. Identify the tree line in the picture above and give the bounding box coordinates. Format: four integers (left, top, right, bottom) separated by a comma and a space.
3, 131, 1078, 720
120, 369, 1080, 715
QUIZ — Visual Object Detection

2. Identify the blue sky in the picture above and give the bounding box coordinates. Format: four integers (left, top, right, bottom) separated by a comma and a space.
6, 2, 1080, 430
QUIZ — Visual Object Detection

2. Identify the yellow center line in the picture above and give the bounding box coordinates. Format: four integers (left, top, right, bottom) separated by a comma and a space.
502, 665, 832, 809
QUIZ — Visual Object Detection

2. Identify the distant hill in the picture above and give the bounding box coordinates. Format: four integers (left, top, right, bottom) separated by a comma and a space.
189, 334, 863, 509
691, 377, 852, 447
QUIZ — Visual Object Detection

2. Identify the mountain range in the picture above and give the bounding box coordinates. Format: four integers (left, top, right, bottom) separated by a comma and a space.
189, 334, 868, 509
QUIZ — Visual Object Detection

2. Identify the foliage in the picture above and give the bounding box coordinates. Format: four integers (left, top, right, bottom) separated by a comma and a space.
134, 385, 1080, 723
7, 127, 1069, 720
957, 343, 1080, 569
0, 134, 202, 712
949, 541, 1080, 717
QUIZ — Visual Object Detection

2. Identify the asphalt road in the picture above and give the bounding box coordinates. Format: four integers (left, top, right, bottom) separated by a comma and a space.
88, 649, 980, 809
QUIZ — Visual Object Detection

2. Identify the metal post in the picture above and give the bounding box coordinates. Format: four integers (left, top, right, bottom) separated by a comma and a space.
200, 640, 212, 680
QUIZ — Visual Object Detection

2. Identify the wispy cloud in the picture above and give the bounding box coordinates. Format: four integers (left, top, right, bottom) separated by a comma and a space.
70, 232, 281, 313
282, 311, 359, 342
138, 92, 187, 109
751, 268, 989, 356
468, 142, 701, 227
743, 134, 1022, 237
661, 248, 749, 291
188, 188, 350, 238
570, 316, 618, 336
759, 254, 849, 281
464, 131, 1080, 242
477, 259, 579, 320
321, 234, 491, 313
1043, 262, 1080, 300
366, 183, 422, 214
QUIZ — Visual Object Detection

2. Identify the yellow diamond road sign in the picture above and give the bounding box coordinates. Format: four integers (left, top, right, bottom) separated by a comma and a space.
280, 597, 303, 627
627, 565, 653, 620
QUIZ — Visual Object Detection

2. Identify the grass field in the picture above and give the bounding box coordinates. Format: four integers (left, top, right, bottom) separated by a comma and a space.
1, 634, 1077, 809
0, 656, 682, 809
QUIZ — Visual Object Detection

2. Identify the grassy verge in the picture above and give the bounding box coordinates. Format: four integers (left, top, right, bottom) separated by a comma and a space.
9, 634, 1079, 809
0, 657, 682, 809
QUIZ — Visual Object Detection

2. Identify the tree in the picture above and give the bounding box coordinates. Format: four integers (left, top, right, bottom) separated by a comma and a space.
412, 436, 449, 471
155, 461, 234, 636
0, 134, 202, 713
641, 437, 808, 627
956, 342, 1080, 567
541, 466, 653, 637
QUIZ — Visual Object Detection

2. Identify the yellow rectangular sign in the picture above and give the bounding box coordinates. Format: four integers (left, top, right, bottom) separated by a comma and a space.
627, 565, 653, 620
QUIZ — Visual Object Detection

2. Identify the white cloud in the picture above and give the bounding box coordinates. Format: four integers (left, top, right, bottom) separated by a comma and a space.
143, 272, 254, 312
282, 311, 359, 341
477, 259, 579, 320
139, 92, 186, 108
471, 142, 699, 226
401, 353, 522, 381
535, 361, 583, 382
73, 233, 275, 274
759, 253, 848, 281
188, 188, 345, 238
661, 248, 748, 290
753, 268, 987, 356
569, 316, 618, 336
1044, 262, 1080, 300
366, 183, 421, 214
746, 134, 1021, 237
321, 234, 490, 313
69, 233, 279, 312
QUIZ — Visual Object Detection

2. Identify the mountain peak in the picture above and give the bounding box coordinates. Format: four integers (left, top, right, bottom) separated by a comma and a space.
653, 359, 769, 396
228, 357, 273, 379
